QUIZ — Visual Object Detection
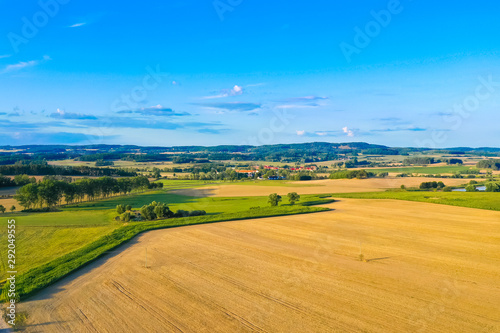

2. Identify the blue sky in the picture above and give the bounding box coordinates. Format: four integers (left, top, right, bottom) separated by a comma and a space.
1, 0, 499, 147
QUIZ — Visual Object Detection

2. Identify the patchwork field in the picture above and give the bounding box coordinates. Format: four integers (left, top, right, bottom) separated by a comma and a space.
173, 177, 477, 197
18, 199, 500, 332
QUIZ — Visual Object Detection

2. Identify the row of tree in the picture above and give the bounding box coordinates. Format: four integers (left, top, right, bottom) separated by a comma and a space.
329, 169, 388, 180
116, 201, 207, 222
0, 161, 137, 177
268, 192, 300, 206
402, 157, 435, 165
0, 174, 37, 188
0, 205, 16, 213
477, 159, 500, 170
15, 176, 162, 210
419, 181, 446, 190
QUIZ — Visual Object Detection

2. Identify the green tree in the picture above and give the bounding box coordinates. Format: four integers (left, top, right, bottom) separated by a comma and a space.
126, 204, 132, 211
15, 183, 39, 209
485, 182, 500, 192
153, 203, 171, 219
116, 204, 126, 214
287, 192, 300, 205
0, 205, 5, 213
120, 212, 131, 222
465, 184, 476, 192
268, 193, 282, 207
10, 205, 16, 213
152, 168, 161, 179
140, 204, 156, 220
38, 179, 63, 207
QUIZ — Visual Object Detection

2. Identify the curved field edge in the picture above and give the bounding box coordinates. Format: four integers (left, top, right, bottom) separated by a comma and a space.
1, 203, 331, 302
332, 191, 500, 211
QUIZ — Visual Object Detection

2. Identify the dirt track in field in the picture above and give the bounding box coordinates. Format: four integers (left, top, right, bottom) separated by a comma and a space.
172, 177, 476, 197
19, 199, 500, 332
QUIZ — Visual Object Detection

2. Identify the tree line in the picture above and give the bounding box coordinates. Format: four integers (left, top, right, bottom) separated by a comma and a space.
116, 201, 206, 222
477, 159, 500, 170
0, 174, 37, 188
15, 176, 162, 210
329, 169, 388, 179
0, 161, 137, 177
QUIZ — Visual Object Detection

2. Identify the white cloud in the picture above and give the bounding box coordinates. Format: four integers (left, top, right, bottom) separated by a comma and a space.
202, 84, 244, 99
296, 130, 305, 136
3, 60, 37, 73
0, 54, 11, 59
231, 85, 242, 95
342, 126, 354, 137
1, 55, 51, 74
276, 104, 319, 109
69, 22, 86, 28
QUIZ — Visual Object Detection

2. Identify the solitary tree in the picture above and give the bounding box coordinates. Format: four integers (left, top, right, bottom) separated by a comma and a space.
0, 205, 5, 213
10, 205, 16, 213
287, 192, 300, 205
268, 193, 282, 207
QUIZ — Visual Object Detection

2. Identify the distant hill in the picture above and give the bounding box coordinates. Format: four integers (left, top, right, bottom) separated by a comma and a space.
0, 142, 498, 165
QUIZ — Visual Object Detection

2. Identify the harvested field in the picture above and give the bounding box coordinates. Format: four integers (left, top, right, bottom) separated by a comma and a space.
19, 199, 500, 332
173, 177, 477, 197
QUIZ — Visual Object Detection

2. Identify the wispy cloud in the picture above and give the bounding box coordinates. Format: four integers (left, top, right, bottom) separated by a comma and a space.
68, 12, 105, 29
370, 127, 427, 132
195, 102, 261, 112
69, 22, 86, 28
276, 103, 320, 109
50, 108, 97, 120
1, 55, 51, 74
372, 117, 412, 125
203, 85, 244, 99
197, 128, 231, 134
0, 54, 11, 59
117, 105, 190, 117
0, 131, 117, 145
282, 96, 328, 103
296, 130, 344, 137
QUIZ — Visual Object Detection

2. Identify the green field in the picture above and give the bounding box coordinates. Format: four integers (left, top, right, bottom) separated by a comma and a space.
365, 165, 478, 175
0, 187, 334, 301
333, 191, 500, 211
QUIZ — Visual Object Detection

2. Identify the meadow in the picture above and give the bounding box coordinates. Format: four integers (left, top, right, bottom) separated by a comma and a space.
362, 165, 477, 174
0, 188, 333, 301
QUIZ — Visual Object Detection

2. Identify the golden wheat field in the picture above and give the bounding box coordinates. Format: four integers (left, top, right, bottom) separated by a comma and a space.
18, 199, 500, 332
173, 177, 476, 197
